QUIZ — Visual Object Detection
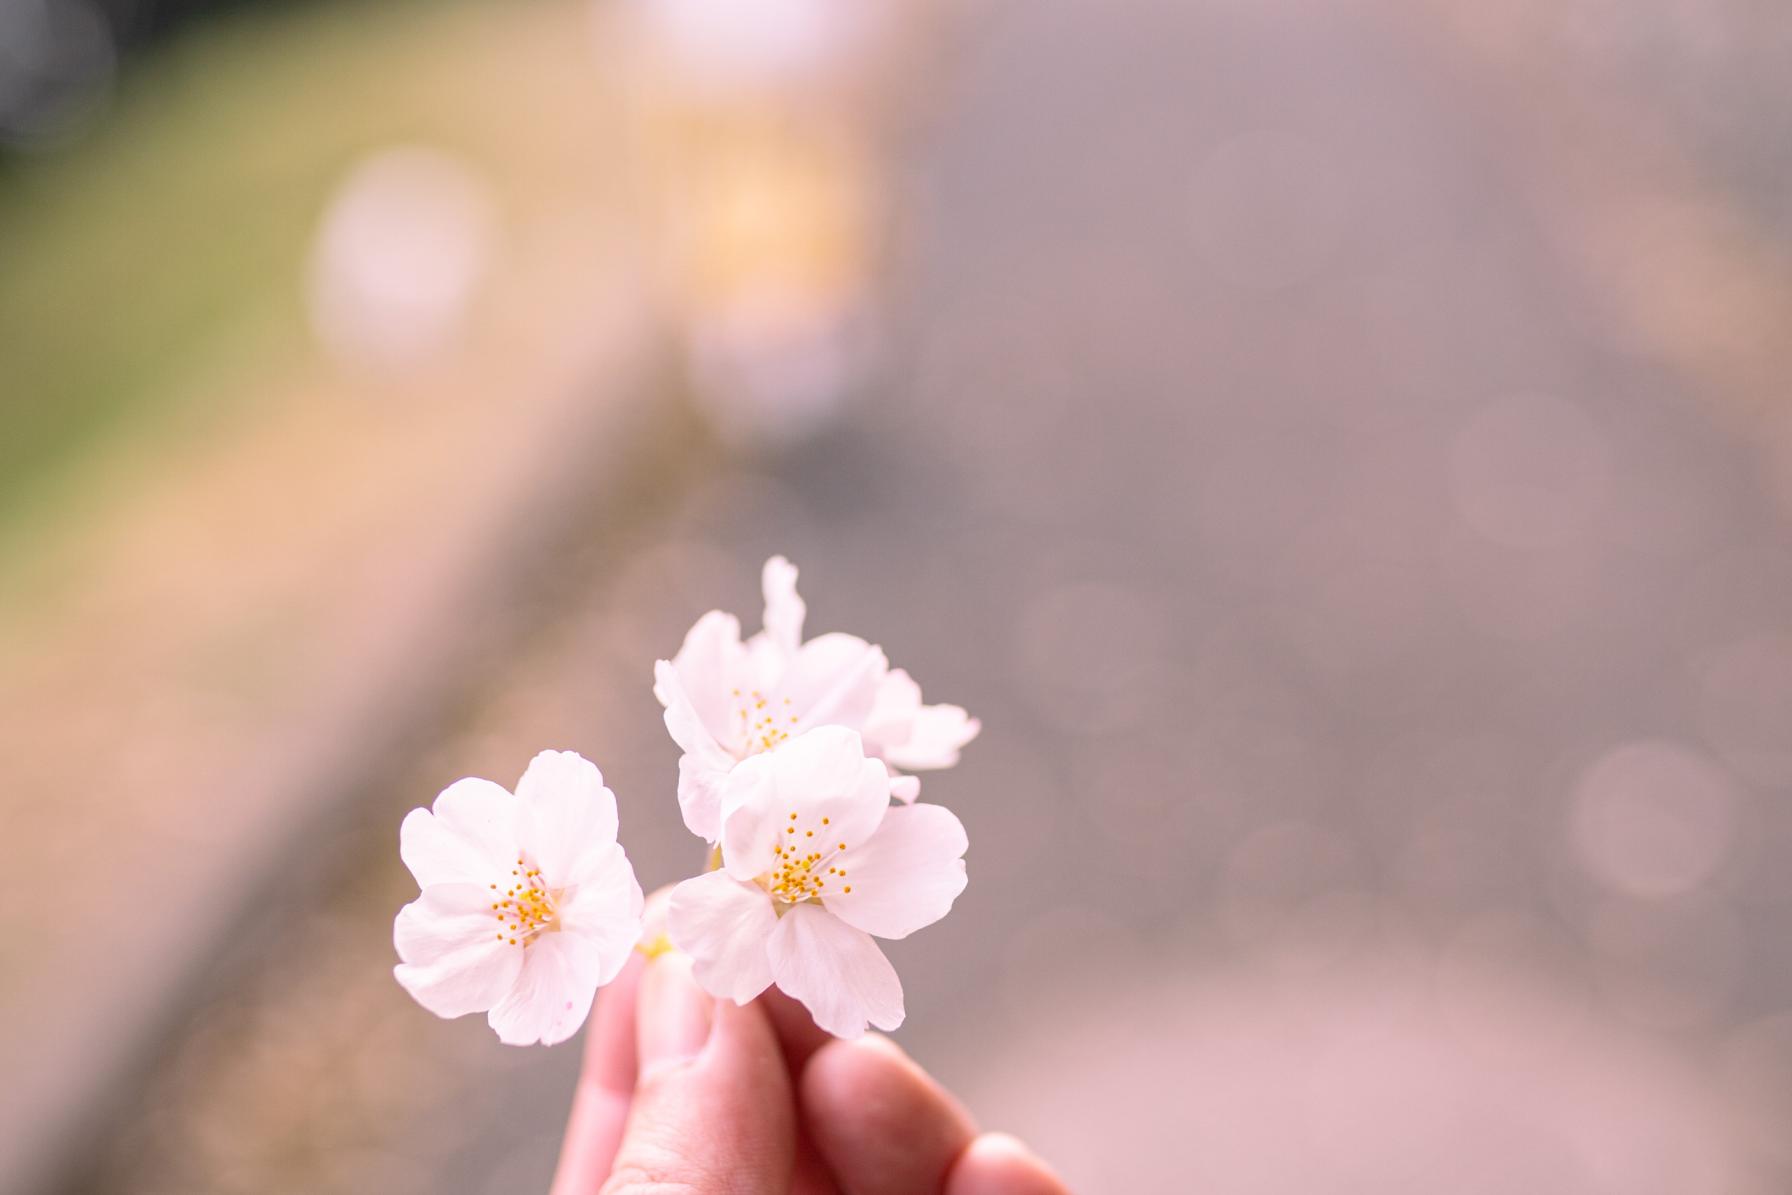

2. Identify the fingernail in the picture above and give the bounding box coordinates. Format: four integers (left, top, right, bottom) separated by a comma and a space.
637, 951, 713, 1071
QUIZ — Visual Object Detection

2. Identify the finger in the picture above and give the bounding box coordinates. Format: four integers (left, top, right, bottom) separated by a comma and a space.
800, 1033, 977, 1195
747, 989, 840, 1194
549, 950, 644, 1195
944, 1133, 1072, 1195
603, 952, 795, 1195
790, 1124, 845, 1195
759, 990, 842, 1195
758, 985, 834, 1073
752, 988, 842, 1195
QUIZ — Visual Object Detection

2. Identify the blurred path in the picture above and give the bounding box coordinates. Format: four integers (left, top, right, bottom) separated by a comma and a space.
1383, 0, 1792, 502
0, 3, 687, 1191
69, 0, 1792, 1192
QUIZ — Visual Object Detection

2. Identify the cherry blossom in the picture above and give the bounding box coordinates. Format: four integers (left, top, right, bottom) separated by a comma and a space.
654, 556, 979, 840
393, 751, 644, 1046
667, 726, 969, 1037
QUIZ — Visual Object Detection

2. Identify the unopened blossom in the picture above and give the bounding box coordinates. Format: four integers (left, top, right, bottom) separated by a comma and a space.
654, 555, 979, 840
667, 726, 968, 1037
393, 751, 643, 1046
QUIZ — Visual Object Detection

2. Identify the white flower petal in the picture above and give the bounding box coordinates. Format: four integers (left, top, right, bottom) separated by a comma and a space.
743, 631, 790, 692
394, 884, 525, 1019
559, 840, 646, 974
668, 870, 779, 1003
778, 633, 887, 732
825, 803, 968, 940
762, 555, 806, 657
717, 752, 783, 879
486, 932, 604, 1046
888, 774, 921, 803
395, 755, 641, 1046
864, 667, 923, 752
767, 904, 903, 1038
399, 777, 517, 889
656, 660, 740, 840
677, 753, 736, 844
719, 727, 890, 883
662, 610, 752, 744
655, 659, 731, 763
883, 704, 981, 771
865, 669, 980, 770
515, 750, 619, 887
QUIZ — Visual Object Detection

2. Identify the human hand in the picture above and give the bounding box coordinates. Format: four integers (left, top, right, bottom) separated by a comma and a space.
550, 949, 1070, 1195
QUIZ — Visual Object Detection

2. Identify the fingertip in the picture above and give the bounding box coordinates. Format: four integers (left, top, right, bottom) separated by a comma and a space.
706, 985, 787, 1077
802, 1031, 969, 1119
758, 985, 834, 1073
636, 951, 714, 1075
604, 957, 795, 1194
550, 950, 646, 1195
853, 1030, 913, 1062
581, 949, 645, 1088
944, 1132, 1072, 1195
800, 1033, 977, 1195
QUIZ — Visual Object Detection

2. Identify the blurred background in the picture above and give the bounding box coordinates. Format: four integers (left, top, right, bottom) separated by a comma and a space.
5, 0, 1792, 1191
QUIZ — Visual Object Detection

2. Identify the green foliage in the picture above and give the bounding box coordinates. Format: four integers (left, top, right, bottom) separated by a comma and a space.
0, 0, 487, 530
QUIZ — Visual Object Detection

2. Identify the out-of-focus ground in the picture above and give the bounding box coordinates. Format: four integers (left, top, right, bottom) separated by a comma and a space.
0, 0, 680, 1187
7, 0, 1792, 1192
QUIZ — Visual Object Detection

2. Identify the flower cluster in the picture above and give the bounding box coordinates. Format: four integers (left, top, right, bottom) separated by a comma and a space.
393, 556, 976, 1042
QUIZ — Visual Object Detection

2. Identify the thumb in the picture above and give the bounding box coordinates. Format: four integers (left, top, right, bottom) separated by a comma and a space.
601, 952, 795, 1195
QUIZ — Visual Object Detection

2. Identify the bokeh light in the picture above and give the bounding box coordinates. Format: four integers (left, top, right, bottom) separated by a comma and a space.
1569, 740, 1739, 899
307, 146, 499, 374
